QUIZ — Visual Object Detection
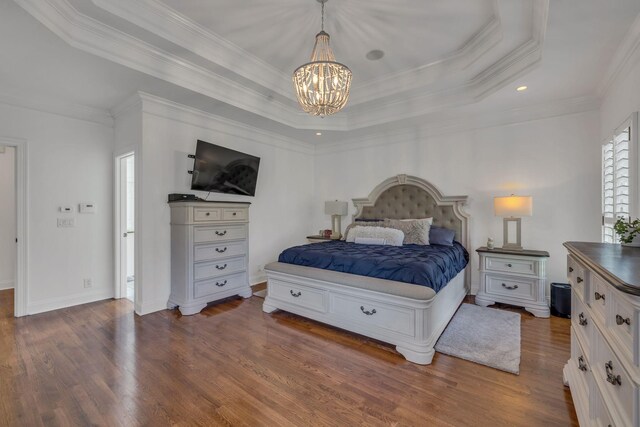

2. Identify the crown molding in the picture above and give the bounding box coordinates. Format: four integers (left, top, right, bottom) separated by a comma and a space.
316, 94, 599, 155
134, 92, 315, 155
0, 93, 113, 127
598, 12, 640, 97
90, 0, 294, 102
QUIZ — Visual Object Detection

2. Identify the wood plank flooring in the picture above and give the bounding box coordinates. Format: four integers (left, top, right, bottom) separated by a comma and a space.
0, 288, 577, 426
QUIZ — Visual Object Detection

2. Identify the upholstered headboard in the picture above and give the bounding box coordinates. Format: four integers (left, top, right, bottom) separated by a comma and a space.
352, 175, 470, 250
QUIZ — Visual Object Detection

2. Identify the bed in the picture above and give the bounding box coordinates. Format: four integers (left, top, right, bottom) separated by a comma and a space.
263, 174, 470, 364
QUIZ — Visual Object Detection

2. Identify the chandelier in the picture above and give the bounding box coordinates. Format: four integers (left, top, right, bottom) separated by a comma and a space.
292, 0, 352, 117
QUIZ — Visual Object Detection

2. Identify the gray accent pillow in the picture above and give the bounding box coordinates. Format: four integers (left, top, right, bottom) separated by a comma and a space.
430, 226, 456, 246
384, 218, 432, 245
342, 220, 384, 241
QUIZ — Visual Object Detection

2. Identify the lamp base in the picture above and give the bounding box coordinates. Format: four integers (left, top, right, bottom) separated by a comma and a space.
503, 217, 522, 249
331, 214, 342, 240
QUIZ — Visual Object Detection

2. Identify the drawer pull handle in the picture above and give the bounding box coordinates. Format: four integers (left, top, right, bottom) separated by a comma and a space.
605, 361, 622, 386
215, 280, 227, 287
290, 290, 301, 297
205, 212, 210, 216
569, 267, 574, 273
215, 230, 227, 236
215, 247, 228, 253
576, 277, 583, 283
233, 212, 237, 216
360, 306, 377, 316
215, 264, 227, 270
501, 283, 519, 290
506, 263, 513, 267
578, 312, 588, 326
577, 356, 588, 372
616, 314, 631, 326
594, 292, 605, 301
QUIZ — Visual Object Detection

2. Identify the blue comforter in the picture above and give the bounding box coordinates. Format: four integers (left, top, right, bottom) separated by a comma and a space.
278, 241, 469, 293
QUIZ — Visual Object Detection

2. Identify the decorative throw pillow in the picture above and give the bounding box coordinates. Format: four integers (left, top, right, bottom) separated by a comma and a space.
345, 226, 404, 246
342, 220, 384, 241
429, 226, 456, 246
384, 218, 433, 245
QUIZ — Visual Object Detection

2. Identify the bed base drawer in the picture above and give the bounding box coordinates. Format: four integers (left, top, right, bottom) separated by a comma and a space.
268, 280, 328, 313
330, 293, 415, 337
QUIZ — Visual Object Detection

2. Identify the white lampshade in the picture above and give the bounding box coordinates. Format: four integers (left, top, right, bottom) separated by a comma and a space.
494, 195, 533, 217
324, 200, 348, 216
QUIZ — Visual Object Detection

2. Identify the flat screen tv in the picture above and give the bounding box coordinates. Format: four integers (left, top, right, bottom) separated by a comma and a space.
190, 140, 260, 196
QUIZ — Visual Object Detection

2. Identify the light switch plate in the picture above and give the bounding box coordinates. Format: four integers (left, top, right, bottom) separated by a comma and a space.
58, 206, 73, 213
79, 203, 96, 214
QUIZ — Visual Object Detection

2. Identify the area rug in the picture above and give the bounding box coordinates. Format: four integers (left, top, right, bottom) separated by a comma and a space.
435, 303, 521, 374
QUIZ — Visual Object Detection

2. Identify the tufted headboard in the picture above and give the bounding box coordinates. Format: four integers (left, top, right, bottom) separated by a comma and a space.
352, 174, 470, 250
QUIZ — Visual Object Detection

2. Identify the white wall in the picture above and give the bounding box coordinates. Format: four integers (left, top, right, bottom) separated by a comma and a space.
313, 111, 602, 293
0, 103, 114, 314
116, 95, 315, 314
0, 146, 16, 290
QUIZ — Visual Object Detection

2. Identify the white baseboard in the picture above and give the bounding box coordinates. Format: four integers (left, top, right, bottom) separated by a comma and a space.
250, 273, 267, 286
27, 288, 114, 315
135, 297, 169, 316
0, 279, 14, 290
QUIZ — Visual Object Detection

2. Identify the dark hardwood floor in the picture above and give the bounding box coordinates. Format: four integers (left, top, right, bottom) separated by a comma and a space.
0, 288, 577, 426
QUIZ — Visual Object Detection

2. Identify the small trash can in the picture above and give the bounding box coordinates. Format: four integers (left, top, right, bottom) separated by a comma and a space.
550, 282, 571, 318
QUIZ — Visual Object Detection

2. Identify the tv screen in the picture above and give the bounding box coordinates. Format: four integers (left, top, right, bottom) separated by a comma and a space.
190, 140, 260, 196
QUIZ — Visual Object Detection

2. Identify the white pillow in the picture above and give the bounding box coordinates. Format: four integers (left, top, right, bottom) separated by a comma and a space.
346, 226, 404, 246
354, 237, 386, 245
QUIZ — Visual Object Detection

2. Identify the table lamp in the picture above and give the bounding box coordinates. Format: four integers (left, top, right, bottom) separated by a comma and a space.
325, 200, 348, 240
494, 195, 533, 250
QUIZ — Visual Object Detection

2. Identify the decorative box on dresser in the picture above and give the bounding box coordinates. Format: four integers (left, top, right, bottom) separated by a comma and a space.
564, 242, 640, 427
475, 247, 550, 317
168, 201, 252, 315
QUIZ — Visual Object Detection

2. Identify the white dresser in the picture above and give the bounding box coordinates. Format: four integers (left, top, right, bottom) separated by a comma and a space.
564, 242, 640, 427
168, 201, 252, 315
475, 247, 550, 317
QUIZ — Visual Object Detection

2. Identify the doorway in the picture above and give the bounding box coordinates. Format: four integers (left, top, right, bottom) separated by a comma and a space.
0, 145, 16, 317
116, 153, 135, 303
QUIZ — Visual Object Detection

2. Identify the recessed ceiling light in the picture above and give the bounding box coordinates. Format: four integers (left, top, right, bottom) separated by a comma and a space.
366, 50, 385, 61
516, 85, 528, 92
316, 132, 322, 136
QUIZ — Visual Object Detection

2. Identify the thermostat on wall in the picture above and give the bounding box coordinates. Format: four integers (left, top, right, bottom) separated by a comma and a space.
79, 203, 96, 214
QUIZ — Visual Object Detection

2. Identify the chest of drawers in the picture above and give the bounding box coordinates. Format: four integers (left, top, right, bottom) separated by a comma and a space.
168, 201, 252, 315
564, 242, 640, 427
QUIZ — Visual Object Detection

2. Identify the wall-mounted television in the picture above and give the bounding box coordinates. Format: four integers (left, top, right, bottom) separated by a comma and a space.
190, 140, 260, 196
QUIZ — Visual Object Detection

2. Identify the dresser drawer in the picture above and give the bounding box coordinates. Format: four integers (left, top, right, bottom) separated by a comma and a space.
592, 330, 637, 427
194, 240, 246, 262
222, 208, 247, 221
567, 254, 588, 303
570, 329, 591, 392
606, 287, 637, 370
592, 384, 616, 427
194, 272, 246, 299
485, 256, 537, 276
194, 225, 246, 243
268, 280, 327, 313
194, 256, 246, 281
193, 207, 222, 222
590, 273, 609, 323
572, 291, 593, 356
485, 275, 536, 301
330, 293, 415, 337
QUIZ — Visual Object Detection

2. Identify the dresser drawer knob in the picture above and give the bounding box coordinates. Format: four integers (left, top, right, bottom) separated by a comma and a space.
506, 263, 513, 268
578, 312, 588, 326
576, 277, 583, 283
569, 267, 574, 273
215, 280, 228, 287
205, 212, 210, 216
605, 361, 622, 386
360, 306, 377, 316
233, 212, 237, 216
594, 292, 605, 301
616, 314, 631, 326
290, 290, 301, 297
501, 283, 519, 290
215, 230, 227, 236
215, 264, 227, 270
215, 247, 228, 253
578, 356, 588, 372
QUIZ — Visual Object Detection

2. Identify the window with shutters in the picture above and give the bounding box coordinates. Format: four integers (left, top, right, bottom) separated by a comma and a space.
602, 114, 638, 243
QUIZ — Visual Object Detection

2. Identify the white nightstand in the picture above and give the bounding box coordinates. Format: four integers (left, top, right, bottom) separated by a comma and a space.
475, 247, 550, 317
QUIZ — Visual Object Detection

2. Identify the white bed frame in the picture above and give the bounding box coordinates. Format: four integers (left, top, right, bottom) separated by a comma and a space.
263, 175, 470, 364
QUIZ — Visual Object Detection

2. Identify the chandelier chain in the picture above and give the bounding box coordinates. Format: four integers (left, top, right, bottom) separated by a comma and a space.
321, 1, 324, 32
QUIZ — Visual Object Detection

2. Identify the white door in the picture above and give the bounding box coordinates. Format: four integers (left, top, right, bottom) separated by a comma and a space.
0, 145, 16, 314
118, 154, 135, 302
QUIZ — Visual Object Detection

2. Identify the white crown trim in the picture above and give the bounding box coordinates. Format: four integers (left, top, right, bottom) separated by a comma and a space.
598, 12, 640, 97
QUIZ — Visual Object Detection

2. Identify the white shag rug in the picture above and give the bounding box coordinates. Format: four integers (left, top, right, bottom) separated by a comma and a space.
435, 303, 521, 374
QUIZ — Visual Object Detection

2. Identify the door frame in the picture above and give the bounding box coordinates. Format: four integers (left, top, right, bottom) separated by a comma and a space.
114, 149, 135, 301
0, 136, 28, 317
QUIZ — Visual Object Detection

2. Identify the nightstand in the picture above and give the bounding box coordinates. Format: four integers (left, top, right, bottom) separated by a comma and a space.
306, 235, 333, 243
475, 247, 550, 317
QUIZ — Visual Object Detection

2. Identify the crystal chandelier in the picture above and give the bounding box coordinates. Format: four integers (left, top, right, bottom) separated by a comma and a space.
292, 0, 352, 117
